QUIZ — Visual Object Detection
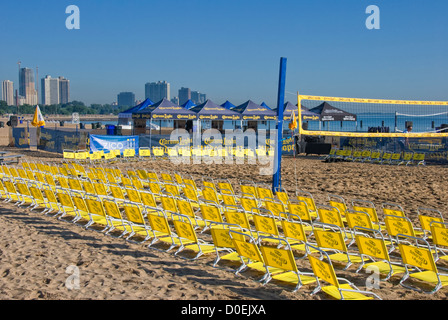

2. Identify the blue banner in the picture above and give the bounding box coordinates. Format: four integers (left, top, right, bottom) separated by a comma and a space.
90, 135, 139, 154
12, 128, 29, 149
39, 128, 84, 153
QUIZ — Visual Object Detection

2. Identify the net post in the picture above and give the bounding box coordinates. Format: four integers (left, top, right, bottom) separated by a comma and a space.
272, 57, 287, 194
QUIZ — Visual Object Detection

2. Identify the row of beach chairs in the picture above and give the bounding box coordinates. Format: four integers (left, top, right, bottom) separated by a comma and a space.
323, 148, 426, 166
63, 146, 275, 163
0, 160, 447, 300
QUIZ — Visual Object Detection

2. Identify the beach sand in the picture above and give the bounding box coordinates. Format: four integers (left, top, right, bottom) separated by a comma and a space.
1, 146, 448, 301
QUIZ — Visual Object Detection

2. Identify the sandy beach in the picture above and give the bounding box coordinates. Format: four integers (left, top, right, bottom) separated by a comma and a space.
1, 146, 448, 302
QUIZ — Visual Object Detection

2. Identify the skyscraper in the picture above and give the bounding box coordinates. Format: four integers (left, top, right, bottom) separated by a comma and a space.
191, 91, 206, 105
2, 80, 14, 106
145, 81, 170, 102
178, 87, 191, 105
19, 67, 38, 105
117, 92, 136, 108
41, 75, 60, 105
58, 77, 70, 104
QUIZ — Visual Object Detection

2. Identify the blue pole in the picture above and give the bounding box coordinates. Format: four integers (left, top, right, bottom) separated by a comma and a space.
272, 57, 287, 193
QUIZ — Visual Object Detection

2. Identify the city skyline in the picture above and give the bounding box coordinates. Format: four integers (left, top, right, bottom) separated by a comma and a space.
0, 1, 447, 107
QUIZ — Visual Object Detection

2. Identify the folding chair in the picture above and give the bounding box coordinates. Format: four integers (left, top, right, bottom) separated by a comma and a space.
258, 236, 317, 292
176, 197, 206, 229
287, 200, 316, 225
56, 188, 81, 222
397, 235, 448, 294
201, 185, 220, 204
209, 221, 253, 269
280, 213, 317, 256
199, 201, 225, 231
256, 185, 274, 202
327, 194, 349, 217
316, 205, 348, 236
350, 150, 363, 162
382, 202, 406, 218
354, 226, 406, 280
217, 179, 235, 195
122, 202, 152, 243
171, 212, 217, 260
251, 208, 281, 243
369, 150, 382, 164
147, 208, 181, 253
296, 190, 318, 217
399, 151, 413, 166
28, 183, 53, 213
430, 221, 448, 264
389, 152, 402, 165
351, 199, 382, 231
306, 243, 382, 300
239, 180, 258, 199
384, 214, 419, 253
70, 191, 101, 228
102, 198, 131, 237
312, 222, 364, 270
14, 179, 36, 208
360, 149, 372, 163
380, 151, 392, 164
228, 230, 285, 281
417, 207, 444, 239
408, 152, 426, 166
345, 209, 376, 244
223, 205, 253, 232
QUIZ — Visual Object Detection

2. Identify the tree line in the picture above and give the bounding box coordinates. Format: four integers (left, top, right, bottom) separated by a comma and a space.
0, 100, 131, 116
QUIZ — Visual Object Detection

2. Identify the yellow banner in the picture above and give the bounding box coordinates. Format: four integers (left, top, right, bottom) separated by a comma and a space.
299, 95, 448, 106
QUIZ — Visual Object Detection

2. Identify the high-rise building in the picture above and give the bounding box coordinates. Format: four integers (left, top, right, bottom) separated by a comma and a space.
171, 96, 180, 105
58, 77, 70, 104
145, 81, 170, 102
19, 67, 38, 105
178, 87, 191, 105
117, 92, 136, 108
41, 75, 60, 105
191, 91, 206, 105
2, 80, 14, 106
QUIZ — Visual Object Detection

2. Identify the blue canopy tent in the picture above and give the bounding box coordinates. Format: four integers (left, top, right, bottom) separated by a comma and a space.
190, 99, 242, 132
282, 101, 320, 121
133, 98, 198, 134
261, 102, 272, 110
182, 99, 197, 110
118, 98, 154, 126
232, 100, 277, 131
221, 100, 236, 110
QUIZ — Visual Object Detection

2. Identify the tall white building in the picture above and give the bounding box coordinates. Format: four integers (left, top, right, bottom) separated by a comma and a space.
2, 80, 14, 106
41, 75, 60, 105
145, 81, 170, 102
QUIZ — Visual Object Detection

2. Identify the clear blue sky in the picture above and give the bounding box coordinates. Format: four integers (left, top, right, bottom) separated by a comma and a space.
0, 0, 447, 106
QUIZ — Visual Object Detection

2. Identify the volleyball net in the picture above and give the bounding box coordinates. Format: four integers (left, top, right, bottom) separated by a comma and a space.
297, 94, 448, 138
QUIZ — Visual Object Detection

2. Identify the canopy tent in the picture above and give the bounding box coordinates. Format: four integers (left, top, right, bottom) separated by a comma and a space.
308, 102, 357, 122
132, 98, 197, 120
190, 99, 242, 120
221, 100, 236, 110
118, 98, 154, 126
182, 99, 196, 110
261, 102, 272, 110
282, 101, 320, 121
232, 100, 277, 121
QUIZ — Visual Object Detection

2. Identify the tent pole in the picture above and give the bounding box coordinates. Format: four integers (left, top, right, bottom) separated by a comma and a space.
272, 57, 287, 193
